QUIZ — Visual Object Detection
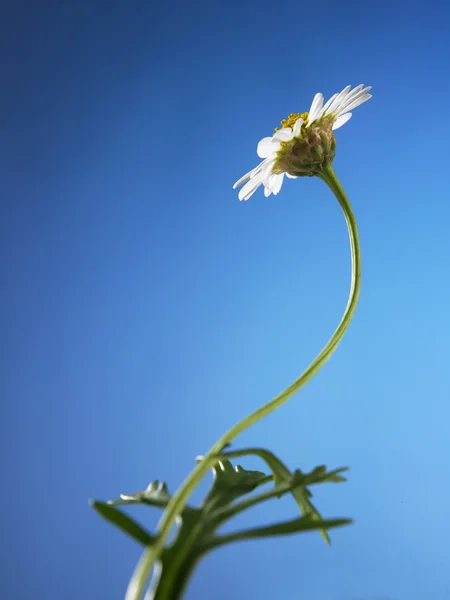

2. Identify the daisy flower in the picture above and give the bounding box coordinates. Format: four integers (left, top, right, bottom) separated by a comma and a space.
233, 84, 372, 201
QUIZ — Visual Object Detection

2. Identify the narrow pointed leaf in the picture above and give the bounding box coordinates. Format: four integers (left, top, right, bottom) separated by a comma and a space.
327, 475, 348, 483
204, 516, 352, 550
301, 466, 349, 485
91, 501, 155, 546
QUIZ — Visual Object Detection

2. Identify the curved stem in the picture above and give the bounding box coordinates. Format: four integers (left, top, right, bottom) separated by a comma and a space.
126, 164, 361, 600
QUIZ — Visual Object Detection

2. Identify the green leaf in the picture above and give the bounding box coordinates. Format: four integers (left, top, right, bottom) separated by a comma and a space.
204, 515, 353, 550
328, 475, 347, 483
219, 447, 332, 544
106, 480, 185, 511
209, 476, 310, 524
201, 460, 269, 513
91, 501, 155, 546
93, 447, 351, 595
308, 465, 327, 478
300, 466, 349, 485
120, 480, 171, 506
221, 447, 290, 487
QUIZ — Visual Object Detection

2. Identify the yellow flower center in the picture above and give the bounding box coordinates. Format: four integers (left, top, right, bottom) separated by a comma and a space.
275, 111, 309, 132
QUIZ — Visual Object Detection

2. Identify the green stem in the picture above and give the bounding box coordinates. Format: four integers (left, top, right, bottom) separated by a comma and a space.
150, 530, 205, 600
126, 164, 361, 600
140, 555, 202, 600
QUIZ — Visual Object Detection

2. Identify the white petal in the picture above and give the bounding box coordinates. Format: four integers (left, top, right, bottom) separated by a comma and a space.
261, 159, 276, 185
233, 161, 265, 189
336, 86, 371, 114
286, 173, 297, 179
332, 113, 352, 130
250, 161, 265, 177
273, 127, 294, 142
307, 93, 324, 125
264, 172, 284, 195
271, 173, 284, 195
247, 160, 268, 182
326, 85, 351, 115
257, 137, 277, 158
293, 118, 303, 137
264, 186, 272, 197
337, 84, 364, 107
233, 169, 252, 189
321, 93, 338, 116
264, 172, 276, 190
337, 93, 372, 115
238, 175, 262, 201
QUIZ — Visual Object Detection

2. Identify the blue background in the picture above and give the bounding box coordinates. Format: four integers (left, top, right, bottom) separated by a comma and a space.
1, 1, 450, 599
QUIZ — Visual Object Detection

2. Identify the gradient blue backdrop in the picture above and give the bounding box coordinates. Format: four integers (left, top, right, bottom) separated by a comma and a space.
2, 1, 450, 599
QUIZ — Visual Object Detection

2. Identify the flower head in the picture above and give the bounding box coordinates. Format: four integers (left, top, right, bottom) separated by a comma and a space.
233, 84, 371, 201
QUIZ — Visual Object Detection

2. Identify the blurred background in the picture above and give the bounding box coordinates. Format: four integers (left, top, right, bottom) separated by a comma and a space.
1, 1, 450, 599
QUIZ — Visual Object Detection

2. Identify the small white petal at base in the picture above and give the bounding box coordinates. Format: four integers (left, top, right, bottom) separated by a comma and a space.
293, 118, 303, 137
257, 137, 277, 158
273, 128, 294, 142
332, 113, 352, 130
